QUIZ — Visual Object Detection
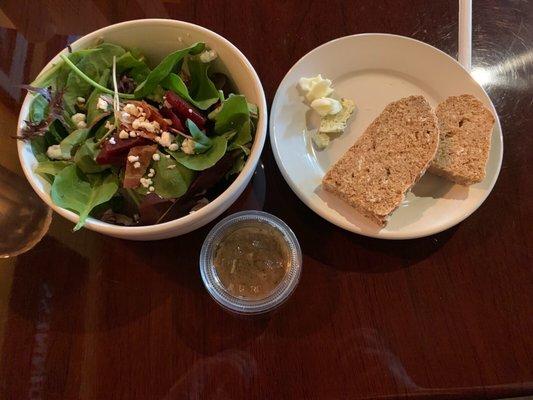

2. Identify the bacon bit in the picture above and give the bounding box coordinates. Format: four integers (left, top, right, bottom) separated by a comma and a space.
129, 100, 170, 132
136, 130, 159, 142
123, 145, 158, 188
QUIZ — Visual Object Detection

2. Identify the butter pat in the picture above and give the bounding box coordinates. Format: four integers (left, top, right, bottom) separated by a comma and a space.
298, 74, 333, 102
310, 131, 330, 150
310, 97, 342, 117
319, 98, 355, 134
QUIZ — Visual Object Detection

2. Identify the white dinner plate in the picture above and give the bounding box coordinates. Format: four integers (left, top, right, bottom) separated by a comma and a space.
270, 34, 503, 239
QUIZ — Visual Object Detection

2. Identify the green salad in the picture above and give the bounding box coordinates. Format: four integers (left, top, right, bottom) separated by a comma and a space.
18, 41, 258, 230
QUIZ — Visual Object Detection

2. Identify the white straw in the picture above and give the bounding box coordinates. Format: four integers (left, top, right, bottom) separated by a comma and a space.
458, 0, 472, 71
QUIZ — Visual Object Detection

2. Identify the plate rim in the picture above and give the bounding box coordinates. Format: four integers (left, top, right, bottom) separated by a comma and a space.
269, 33, 503, 240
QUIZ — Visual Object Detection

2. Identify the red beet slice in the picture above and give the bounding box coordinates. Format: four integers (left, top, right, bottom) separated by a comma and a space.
160, 106, 185, 133
164, 91, 206, 129
96, 135, 151, 165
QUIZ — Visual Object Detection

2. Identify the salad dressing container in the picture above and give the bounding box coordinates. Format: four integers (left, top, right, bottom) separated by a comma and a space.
200, 211, 302, 315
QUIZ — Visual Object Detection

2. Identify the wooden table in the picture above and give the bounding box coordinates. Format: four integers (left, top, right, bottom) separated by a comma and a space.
0, 1, 531, 399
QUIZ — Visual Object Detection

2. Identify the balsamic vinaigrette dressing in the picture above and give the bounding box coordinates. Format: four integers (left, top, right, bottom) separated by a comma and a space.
213, 221, 291, 300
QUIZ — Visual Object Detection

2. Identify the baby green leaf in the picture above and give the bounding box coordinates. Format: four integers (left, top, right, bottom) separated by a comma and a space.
31, 137, 48, 162
134, 42, 205, 98
161, 59, 219, 110
152, 152, 195, 199
59, 128, 89, 159
29, 94, 49, 123
31, 48, 101, 89
86, 69, 110, 125
63, 43, 127, 114
169, 136, 227, 171
188, 59, 221, 106
34, 160, 72, 179
227, 118, 252, 150
48, 120, 68, 143
74, 139, 110, 174
226, 153, 246, 178
186, 119, 212, 153
51, 165, 119, 231
213, 95, 249, 135
93, 115, 113, 140
116, 51, 151, 83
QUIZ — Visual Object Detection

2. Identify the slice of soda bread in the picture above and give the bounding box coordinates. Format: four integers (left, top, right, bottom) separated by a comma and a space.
322, 95, 439, 226
429, 94, 495, 185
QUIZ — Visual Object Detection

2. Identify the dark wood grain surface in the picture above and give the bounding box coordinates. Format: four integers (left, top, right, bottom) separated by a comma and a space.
0, 1, 531, 399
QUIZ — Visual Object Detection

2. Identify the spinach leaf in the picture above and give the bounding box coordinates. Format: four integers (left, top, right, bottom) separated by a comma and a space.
161, 74, 193, 105
152, 152, 195, 199
188, 59, 221, 106
129, 47, 146, 61
213, 95, 249, 134
51, 165, 119, 230
125, 187, 143, 208
31, 48, 101, 89
59, 128, 89, 159
48, 119, 68, 143
31, 137, 48, 162
221, 130, 237, 142
227, 118, 252, 150
134, 42, 205, 98
86, 69, 110, 125
187, 119, 212, 153
26, 121, 65, 162
35, 160, 72, 178
226, 153, 246, 178
146, 85, 165, 103
248, 101, 259, 121
211, 95, 254, 150
116, 51, 151, 83
169, 136, 227, 171
29, 94, 49, 123
93, 115, 113, 140
74, 139, 110, 173
161, 60, 219, 110
64, 43, 126, 114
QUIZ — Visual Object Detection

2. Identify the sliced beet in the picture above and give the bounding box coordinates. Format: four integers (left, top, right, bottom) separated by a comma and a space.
96, 135, 151, 165
123, 145, 157, 188
165, 91, 206, 129
160, 106, 185, 133
138, 193, 174, 225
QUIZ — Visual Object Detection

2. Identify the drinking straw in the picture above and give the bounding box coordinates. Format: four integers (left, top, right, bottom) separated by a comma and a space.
458, 0, 472, 71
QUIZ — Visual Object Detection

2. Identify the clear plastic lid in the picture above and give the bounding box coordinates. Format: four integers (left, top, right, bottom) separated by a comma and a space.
200, 211, 302, 315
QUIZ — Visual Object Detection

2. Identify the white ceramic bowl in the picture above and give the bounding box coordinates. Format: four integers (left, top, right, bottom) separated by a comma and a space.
17, 19, 267, 240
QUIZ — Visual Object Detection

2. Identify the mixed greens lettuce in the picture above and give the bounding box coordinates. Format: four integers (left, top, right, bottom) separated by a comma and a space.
19, 41, 257, 230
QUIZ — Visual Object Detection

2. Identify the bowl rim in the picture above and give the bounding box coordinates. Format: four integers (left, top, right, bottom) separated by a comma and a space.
17, 18, 267, 236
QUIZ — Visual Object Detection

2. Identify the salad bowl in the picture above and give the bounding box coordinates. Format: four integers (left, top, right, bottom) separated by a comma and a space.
17, 19, 267, 240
